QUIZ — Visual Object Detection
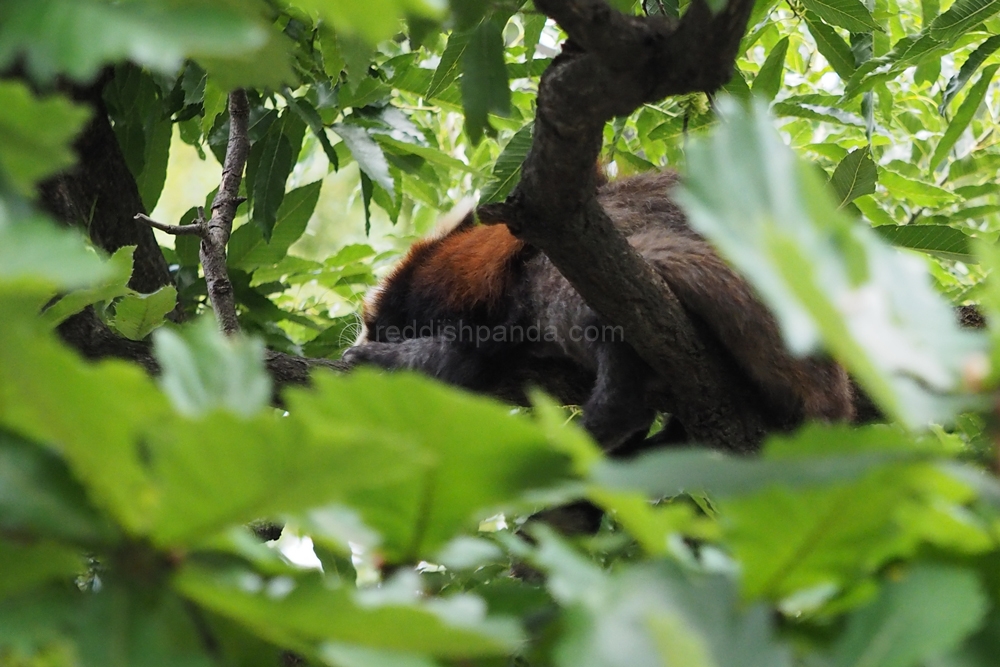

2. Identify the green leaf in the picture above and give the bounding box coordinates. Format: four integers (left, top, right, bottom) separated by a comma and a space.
804, 14, 857, 79
0, 584, 214, 667
674, 98, 986, 427
0, 0, 273, 83
287, 0, 441, 45
0, 81, 89, 194
201, 79, 228, 136
283, 92, 340, 170
0, 213, 108, 289
283, 371, 574, 560
112, 285, 178, 341
752, 37, 789, 101
592, 425, 919, 499
724, 467, 916, 599
152, 317, 271, 419
0, 429, 116, 545
874, 225, 974, 262
376, 135, 479, 174
800, 0, 882, 32
879, 168, 960, 207
428, 28, 472, 99
175, 565, 522, 658
930, 64, 998, 171
830, 147, 877, 207
521, 530, 792, 667
461, 20, 511, 143
0, 542, 82, 600
145, 409, 422, 545
929, 0, 1000, 41
229, 181, 322, 271
940, 36, 1000, 113
0, 294, 164, 534
250, 130, 293, 242
135, 113, 172, 212
41, 246, 136, 326
481, 122, 533, 204
333, 123, 395, 199
832, 566, 987, 667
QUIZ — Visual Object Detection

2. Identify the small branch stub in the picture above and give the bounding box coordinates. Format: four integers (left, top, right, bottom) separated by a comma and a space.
134, 213, 206, 237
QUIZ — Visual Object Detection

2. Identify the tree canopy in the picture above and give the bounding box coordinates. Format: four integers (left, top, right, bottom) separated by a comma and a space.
4, 0, 1000, 666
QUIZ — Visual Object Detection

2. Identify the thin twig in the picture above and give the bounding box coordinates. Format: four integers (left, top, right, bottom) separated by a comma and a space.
200, 89, 251, 336
133, 213, 206, 237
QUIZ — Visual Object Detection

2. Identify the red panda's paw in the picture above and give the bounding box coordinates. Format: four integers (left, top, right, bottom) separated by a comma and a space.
340, 342, 408, 370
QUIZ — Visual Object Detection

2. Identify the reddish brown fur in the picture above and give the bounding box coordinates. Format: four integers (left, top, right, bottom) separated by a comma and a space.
414, 224, 525, 313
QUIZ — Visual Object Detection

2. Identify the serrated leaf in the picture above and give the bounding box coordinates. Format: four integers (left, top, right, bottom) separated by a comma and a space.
830, 147, 877, 207
41, 246, 135, 326
461, 20, 510, 143
229, 181, 322, 271
428, 28, 472, 99
481, 123, 533, 204
874, 225, 974, 262
201, 79, 228, 136
800, 0, 882, 32
930, 64, 998, 171
879, 168, 960, 207
804, 14, 857, 79
334, 122, 395, 199
0, 81, 90, 194
929, 0, 1000, 41
752, 37, 789, 101
112, 285, 178, 340
251, 131, 293, 242
832, 566, 987, 667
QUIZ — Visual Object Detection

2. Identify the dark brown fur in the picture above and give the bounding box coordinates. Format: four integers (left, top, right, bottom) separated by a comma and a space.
345, 171, 853, 450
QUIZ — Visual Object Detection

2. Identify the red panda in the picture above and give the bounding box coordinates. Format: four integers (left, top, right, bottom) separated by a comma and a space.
342, 171, 854, 451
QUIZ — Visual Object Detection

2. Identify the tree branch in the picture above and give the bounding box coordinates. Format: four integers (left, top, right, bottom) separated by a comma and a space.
200, 90, 251, 336
37, 74, 173, 294
134, 213, 206, 237
480, 0, 760, 451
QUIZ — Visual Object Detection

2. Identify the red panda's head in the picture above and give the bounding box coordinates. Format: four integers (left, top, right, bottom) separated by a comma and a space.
361, 212, 527, 343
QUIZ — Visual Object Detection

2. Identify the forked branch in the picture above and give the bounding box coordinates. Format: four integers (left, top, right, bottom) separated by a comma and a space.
136, 90, 251, 336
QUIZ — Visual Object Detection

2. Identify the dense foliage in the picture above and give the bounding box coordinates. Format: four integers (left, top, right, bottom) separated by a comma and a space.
4, 0, 1000, 665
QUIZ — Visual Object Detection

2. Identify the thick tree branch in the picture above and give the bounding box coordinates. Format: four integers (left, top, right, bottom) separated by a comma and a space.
38, 76, 173, 294
479, 0, 760, 451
